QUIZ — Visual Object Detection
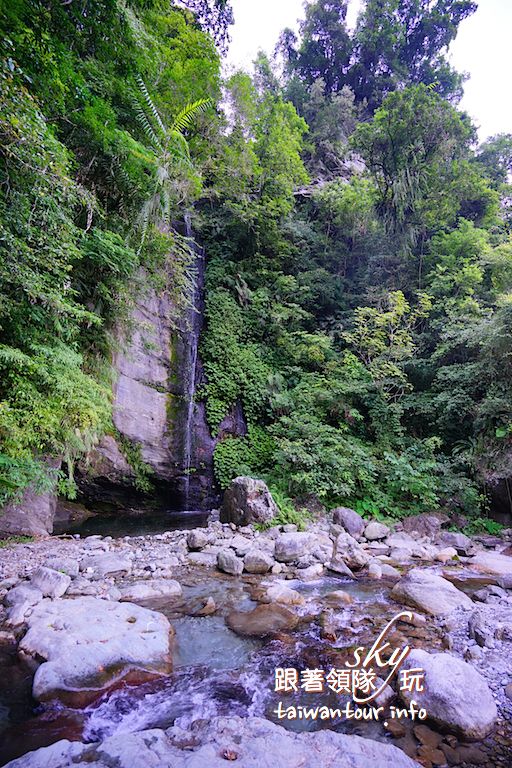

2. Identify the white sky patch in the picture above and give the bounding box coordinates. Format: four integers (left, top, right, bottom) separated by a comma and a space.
226, 0, 511, 141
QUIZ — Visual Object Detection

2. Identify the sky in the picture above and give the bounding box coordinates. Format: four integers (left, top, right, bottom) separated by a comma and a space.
226, 0, 512, 141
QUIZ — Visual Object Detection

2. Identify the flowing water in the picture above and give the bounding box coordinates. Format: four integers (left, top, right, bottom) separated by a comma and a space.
0, 570, 510, 766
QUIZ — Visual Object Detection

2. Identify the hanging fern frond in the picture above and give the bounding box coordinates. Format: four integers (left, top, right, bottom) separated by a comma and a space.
136, 75, 166, 137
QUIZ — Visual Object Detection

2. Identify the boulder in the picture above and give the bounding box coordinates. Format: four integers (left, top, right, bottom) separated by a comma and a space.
0, 458, 60, 537
186, 529, 208, 551
331, 532, 369, 571
364, 521, 390, 541
438, 531, 474, 555
275, 532, 312, 563
400, 649, 497, 740
81, 554, 132, 578
226, 605, 298, 637
332, 506, 365, 537
118, 579, 182, 603
471, 551, 512, 578
391, 569, 473, 616
30, 567, 71, 599
18, 596, 173, 702
217, 549, 244, 576
4, 584, 43, 608
220, 476, 278, 526
43, 557, 80, 578
244, 550, 274, 574
1, 715, 423, 768
263, 583, 304, 606
402, 513, 448, 538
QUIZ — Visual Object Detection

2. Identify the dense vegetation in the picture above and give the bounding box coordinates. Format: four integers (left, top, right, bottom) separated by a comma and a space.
1, 0, 511, 525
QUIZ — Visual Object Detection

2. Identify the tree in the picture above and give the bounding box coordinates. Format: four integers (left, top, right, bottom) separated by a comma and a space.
176, 0, 234, 51
351, 85, 472, 247
350, 0, 477, 109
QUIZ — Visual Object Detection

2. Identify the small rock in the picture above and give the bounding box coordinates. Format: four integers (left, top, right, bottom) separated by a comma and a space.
197, 597, 216, 616
186, 530, 208, 551
435, 547, 457, 564
297, 564, 324, 581
368, 562, 382, 580
30, 567, 71, 598
364, 521, 390, 541
217, 550, 244, 576
275, 532, 312, 563
264, 583, 304, 606
324, 590, 353, 607
244, 550, 274, 575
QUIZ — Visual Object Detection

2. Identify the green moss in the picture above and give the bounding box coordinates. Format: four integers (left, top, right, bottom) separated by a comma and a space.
117, 435, 155, 494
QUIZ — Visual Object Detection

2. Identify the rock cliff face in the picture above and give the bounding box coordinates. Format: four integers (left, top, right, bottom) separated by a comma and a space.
78, 228, 221, 514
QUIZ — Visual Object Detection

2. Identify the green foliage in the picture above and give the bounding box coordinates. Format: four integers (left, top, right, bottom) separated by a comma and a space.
465, 517, 504, 536
118, 436, 155, 493
213, 426, 276, 489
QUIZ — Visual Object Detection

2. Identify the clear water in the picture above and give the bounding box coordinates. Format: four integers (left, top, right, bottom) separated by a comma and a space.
54, 510, 209, 538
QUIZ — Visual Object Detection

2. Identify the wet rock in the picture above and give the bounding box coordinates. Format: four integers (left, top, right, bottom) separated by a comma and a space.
30, 567, 71, 598
263, 583, 304, 606
244, 550, 274, 574
438, 532, 474, 555
364, 521, 390, 541
391, 569, 473, 616
118, 579, 182, 602
400, 649, 497, 740
1, 715, 424, 768
81, 554, 132, 579
217, 549, 244, 576
4, 583, 43, 608
332, 506, 365, 537
19, 596, 173, 702
220, 476, 278, 527
197, 596, 216, 616
226, 605, 298, 637
186, 529, 208, 551
297, 563, 324, 581
43, 557, 79, 578
331, 532, 370, 571
324, 589, 353, 607
368, 562, 382, 579
275, 532, 312, 563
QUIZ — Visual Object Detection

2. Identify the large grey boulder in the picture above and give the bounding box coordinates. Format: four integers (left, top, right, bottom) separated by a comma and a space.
3, 716, 421, 768
332, 506, 365, 537
0, 458, 60, 536
274, 532, 312, 563
471, 551, 512, 578
18, 596, 173, 701
220, 476, 278, 526
400, 649, 497, 740
43, 557, 79, 578
391, 568, 473, 616
30, 567, 71, 599
4, 584, 43, 608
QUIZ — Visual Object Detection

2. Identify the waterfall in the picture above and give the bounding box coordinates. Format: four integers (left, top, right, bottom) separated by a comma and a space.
179, 213, 205, 510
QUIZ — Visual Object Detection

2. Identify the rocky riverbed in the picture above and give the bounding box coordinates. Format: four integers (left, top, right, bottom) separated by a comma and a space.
0, 501, 511, 767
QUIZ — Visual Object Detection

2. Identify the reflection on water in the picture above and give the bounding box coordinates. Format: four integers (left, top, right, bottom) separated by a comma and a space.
54, 510, 209, 538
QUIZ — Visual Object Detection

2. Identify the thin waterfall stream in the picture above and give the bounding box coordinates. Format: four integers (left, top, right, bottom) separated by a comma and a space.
180, 214, 205, 510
